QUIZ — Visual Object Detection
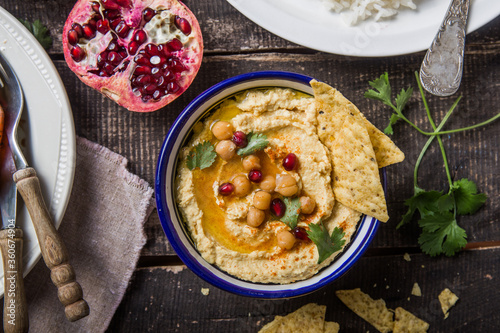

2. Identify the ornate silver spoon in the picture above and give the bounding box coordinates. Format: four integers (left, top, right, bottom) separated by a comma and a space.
419, 0, 471, 96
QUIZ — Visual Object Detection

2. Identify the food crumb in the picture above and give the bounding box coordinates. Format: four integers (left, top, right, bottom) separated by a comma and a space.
411, 282, 422, 297
201, 288, 210, 296
421, 265, 425, 268
485, 274, 493, 280
438, 288, 459, 319
403, 253, 411, 261
386, 285, 390, 289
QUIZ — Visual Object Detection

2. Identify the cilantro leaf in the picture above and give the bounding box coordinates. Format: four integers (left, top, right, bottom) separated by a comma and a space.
384, 113, 401, 135
418, 212, 467, 256
397, 188, 442, 229
237, 132, 269, 156
451, 179, 487, 215
280, 197, 301, 229
307, 224, 346, 264
186, 141, 217, 170
364, 72, 392, 107
395, 87, 413, 113
18, 19, 52, 50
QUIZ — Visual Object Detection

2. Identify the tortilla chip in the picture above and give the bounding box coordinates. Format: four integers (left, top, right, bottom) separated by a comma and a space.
394, 307, 429, 333
258, 303, 327, 333
324, 321, 340, 333
311, 79, 404, 168
330, 114, 389, 222
438, 288, 459, 319
336, 288, 394, 333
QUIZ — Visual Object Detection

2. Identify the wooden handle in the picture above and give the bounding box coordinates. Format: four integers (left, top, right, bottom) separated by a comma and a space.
13, 167, 90, 322
0, 228, 29, 332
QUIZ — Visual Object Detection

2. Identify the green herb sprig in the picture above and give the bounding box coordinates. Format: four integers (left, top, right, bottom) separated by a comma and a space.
365, 72, 498, 256
186, 141, 217, 170
18, 19, 52, 50
237, 132, 269, 156
307, 224, 346, 264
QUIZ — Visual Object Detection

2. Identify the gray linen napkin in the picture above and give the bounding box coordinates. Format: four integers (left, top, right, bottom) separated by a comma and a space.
23, 136, 154, 332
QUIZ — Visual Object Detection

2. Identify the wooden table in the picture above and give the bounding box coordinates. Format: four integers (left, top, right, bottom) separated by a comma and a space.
2, 1, 499, 331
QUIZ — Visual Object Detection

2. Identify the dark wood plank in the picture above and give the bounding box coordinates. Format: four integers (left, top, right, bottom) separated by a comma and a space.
1, 0, 499, 55
108, 247, 500, 332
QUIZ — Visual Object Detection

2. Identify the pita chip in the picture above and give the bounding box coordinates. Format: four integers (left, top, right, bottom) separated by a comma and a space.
311, 79, 404, 168
330, 114, 389, 222
393, 307, 429, 333
438, 288, 459, 319
336, 288, 394, 333
258, 303, 327, 333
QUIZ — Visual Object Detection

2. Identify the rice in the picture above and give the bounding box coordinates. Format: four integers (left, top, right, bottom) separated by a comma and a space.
320, 0, 417, 26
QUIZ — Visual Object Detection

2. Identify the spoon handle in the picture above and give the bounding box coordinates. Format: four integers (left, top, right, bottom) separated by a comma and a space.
419, 0, 470, 96
13, 167, 90, 322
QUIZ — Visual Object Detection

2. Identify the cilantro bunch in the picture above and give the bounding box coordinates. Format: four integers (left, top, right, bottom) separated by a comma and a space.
365, 72, 499, 256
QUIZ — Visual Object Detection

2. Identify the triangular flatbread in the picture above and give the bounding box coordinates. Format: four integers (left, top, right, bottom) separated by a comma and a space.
312, 79, 404, 168
330, 114, 389, 222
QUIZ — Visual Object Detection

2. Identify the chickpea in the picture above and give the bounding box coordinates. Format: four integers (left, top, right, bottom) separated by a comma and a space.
300, 196, 316, 215
260, 175, 276, 192
211, 121, 234, 140
232, 175, 251, 197
275, 174, 298, 197
247, 207, 266, 227
216, 140, 236, 161
242, 155, 261, 171
253, 191, 272, 210
277, 230, 296, 250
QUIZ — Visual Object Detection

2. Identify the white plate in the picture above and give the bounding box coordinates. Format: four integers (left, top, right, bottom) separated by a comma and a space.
0, 8, 76, 296
227, 0, 500, 56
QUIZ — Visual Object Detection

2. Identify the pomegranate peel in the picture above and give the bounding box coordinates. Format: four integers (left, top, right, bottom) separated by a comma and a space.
63, 0, 203, 112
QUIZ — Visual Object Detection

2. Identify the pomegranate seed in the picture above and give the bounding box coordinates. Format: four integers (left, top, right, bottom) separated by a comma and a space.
152, 89, 164, 100
174, 16, 192, 35
109, 18, 121, 30
107, 51, 122, 65
70, 45, 86, 62
71, 23, 83, 37
91, 1, 101, 12
107, 40, 118, 51
248, 169, 263, 183
96, 19, 110, 34
142, 8, 156, 22
101, 0, 125, 9
156, 76, 166, 87
168, 58, 185, 72
88, 17, 98, 28
137, 75, 152, 85
144, 83, 158, 93
134, 30, 147, 44
163, 69, 174, 81
270, 198, 286, 218
145, 43, 160, 56
114, 21, 130, 38
103, 63, 115, 74
97, 52, 107, 66
134, 54, 151, 66
135, 65, 152, 75
283, 153, 297, 171
128, 41, 140, 55
150, 56, 161, 66
232, 131, 248, 148
142, 94, 153, 102
115, 0, 131, 7
292, 227, 310, 242
119, 49, 128, 58
218, 183, 234, 196
67, 29, 79, 45
82, 24, 96, 39
151, 67, 161, 76
166, 38, 182, 52
166, 81, 179, 93
103, 9, 120, 19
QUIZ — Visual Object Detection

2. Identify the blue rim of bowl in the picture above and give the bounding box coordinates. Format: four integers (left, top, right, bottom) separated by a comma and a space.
155, 71, 383, 298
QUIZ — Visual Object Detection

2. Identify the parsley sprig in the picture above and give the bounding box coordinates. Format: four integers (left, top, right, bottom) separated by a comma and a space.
365, 72, 498, 256
279, 197, 301, 229
18, 19, 52, 50
237, 132, 269, 156
186, 141, 217, 170
307, 223, 346, 264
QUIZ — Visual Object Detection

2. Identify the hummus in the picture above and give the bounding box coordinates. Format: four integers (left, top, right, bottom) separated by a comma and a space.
175, 86, 367, 284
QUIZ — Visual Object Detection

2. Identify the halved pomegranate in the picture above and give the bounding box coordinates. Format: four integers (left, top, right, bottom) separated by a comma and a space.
62, 0, 203, 112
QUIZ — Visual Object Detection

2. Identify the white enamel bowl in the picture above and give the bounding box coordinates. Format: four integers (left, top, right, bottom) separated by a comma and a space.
155, 71, 385, 298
